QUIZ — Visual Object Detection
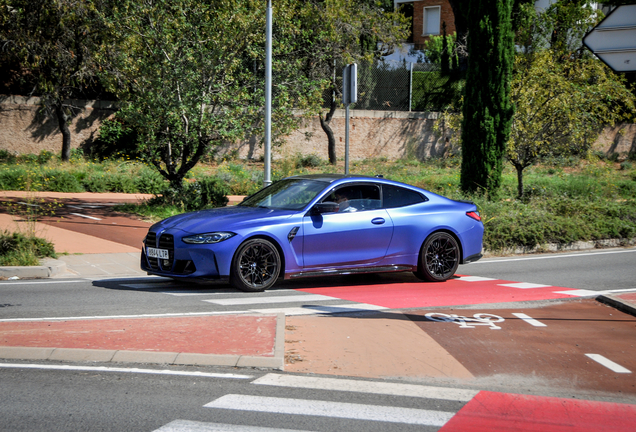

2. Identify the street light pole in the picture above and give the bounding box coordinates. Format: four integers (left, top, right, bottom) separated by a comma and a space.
264, 0, 272, 187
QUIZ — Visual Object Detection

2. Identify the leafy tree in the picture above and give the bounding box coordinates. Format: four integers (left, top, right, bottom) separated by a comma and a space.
0, 0, 111, 161
508, 52, 635, 198
507, 4, 636, 198
460, 0, 515, 196
294, 0, 409, 164
100, 0, 316, 191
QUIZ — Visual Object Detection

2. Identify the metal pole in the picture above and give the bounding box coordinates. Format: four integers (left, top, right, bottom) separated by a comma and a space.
409, 62, 413, 112
264, 0, 272, 186
345, 104, 350, 175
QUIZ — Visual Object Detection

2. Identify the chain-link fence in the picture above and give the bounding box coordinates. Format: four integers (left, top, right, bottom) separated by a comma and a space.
332, 59, 463, 112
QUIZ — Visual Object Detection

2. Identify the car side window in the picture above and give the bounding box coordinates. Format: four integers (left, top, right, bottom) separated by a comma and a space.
322, 185, 381, 213
382, 185, 427, 208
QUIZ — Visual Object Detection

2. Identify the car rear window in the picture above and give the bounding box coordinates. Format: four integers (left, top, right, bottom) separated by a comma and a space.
382, 185, 427, 208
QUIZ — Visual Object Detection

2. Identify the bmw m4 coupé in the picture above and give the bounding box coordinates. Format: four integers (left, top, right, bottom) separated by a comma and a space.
141, 174, 484, 291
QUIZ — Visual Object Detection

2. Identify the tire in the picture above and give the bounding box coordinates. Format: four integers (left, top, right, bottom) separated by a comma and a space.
414, 232, 460, 282
230, 238, 281, 292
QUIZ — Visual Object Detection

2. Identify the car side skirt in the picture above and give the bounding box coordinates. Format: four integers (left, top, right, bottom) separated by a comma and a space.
461, 252, 483, 264
286, 265, 416, 279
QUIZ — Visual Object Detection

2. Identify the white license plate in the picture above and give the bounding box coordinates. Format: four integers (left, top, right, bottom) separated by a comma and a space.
147, 247, 169, 259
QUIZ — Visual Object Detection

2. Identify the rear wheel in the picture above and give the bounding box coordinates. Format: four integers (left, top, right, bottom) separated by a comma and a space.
415, 232, 459, 282
230, 239, 281, 292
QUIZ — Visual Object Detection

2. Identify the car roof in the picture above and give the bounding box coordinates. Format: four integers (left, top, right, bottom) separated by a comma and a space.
286, 173, 381, 183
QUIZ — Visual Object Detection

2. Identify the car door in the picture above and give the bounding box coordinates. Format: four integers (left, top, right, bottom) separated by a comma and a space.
301, 183, 394, 268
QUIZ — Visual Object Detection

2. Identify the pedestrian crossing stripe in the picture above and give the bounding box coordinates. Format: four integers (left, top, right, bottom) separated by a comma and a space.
253, 373, 478, 401
204, 394, 454, 426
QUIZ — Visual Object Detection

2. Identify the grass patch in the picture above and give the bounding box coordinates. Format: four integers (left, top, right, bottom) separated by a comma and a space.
2, 152, 636, 253
0, 231, 57, 266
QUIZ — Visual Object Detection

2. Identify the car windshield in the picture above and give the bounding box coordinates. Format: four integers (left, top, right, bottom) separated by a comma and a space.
239, 178, 328, 210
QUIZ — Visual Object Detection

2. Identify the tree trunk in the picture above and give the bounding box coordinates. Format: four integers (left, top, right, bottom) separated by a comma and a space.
55, 102, 72, 162
320, 98, 338, 165
515, 163, 524, 199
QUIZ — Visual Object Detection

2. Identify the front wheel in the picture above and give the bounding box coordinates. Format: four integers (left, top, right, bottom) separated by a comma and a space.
230, 238, 281, 292
414, 232, 459, 282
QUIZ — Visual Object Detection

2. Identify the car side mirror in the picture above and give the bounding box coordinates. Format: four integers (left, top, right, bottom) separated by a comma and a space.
311, 202, 340, 215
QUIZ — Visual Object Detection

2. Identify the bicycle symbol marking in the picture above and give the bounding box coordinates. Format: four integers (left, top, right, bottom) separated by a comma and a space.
425, 313, 505, 330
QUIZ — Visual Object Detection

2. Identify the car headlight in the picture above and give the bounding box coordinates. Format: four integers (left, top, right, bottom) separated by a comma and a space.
182, 232, 235, 244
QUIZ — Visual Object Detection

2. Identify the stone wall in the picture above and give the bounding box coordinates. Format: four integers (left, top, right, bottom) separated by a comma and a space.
0, 95, 116, 156
1, 95, 634, 161
226, 110, 453, 162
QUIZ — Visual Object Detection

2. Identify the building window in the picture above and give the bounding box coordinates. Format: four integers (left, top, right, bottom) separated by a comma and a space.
423, 6, 441, 36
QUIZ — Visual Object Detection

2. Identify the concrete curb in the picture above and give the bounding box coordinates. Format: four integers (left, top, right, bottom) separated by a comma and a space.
0, 258, 66, 279
483, 237, 636, 257
596, 295, 636, 318
0, 313, 286, 370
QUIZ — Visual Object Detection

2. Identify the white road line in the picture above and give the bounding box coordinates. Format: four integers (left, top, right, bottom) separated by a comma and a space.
68, 204, 104, 209
473, 248, 636, 264
585, 354, 632, 374
250, 303, 387, 316
499, 282, 552, 289
17, 201, 40, 207
121, 283, 180, 289
555, 288, 636, 297
555, 289, 600, 297
252, 374, 478, 402
204, 395, 454, 426
512, 313, 547, 327
204, 294, 337, 306
0, 363, 253, 379
70, 212, 102, 220
163, 291, 232, 296
0, 310, 252, 323
154, 420, 311, 432
457, 276, 498, 282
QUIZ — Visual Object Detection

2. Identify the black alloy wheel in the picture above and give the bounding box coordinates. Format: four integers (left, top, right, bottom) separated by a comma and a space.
231, 239, 281, 292
415, 232, 460, 282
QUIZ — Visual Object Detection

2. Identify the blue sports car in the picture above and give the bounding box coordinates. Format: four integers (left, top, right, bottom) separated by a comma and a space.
141, 174, 483, 291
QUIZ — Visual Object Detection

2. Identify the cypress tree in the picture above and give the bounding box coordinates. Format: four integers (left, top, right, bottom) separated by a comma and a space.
460, 0, 515, 196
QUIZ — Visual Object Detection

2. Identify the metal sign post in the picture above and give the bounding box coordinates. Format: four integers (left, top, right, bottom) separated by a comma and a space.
264, 0, 272, 186
583, 5, 636, 73
342, 64, 357, 175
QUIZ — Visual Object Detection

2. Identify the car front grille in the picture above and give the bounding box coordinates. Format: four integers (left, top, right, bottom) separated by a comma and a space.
145, 231, 174, 271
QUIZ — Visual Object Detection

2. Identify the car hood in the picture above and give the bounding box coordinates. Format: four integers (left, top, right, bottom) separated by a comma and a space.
150, 206, 297, 234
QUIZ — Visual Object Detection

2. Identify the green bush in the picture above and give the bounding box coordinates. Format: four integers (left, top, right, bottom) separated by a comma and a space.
296, 154, 324, 168
0, 149, 17, 164
0, 231, 56, 266
88, 116, 140, 160
150, 176, 229, 211
134, 169, 166, 194
43, 170, 84, 192
0, 168, 25, 190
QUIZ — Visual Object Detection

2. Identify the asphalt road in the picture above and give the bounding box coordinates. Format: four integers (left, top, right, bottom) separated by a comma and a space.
0, 365, 461, 432
465, 247, 636, 290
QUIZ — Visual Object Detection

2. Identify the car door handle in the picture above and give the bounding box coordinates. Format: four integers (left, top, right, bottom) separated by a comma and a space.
371, 218, 385, 225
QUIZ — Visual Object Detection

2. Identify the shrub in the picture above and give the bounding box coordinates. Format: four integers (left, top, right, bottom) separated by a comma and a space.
0, 231, 56, 266
36, 150, 55, 165
0, 168, 25, 190
134, 169, 166, 194
296, 154, 323, 168
0, 149, 16, 164
150, 176, 229, 211
43, 170, 84, 192
88, 116, 140, 160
